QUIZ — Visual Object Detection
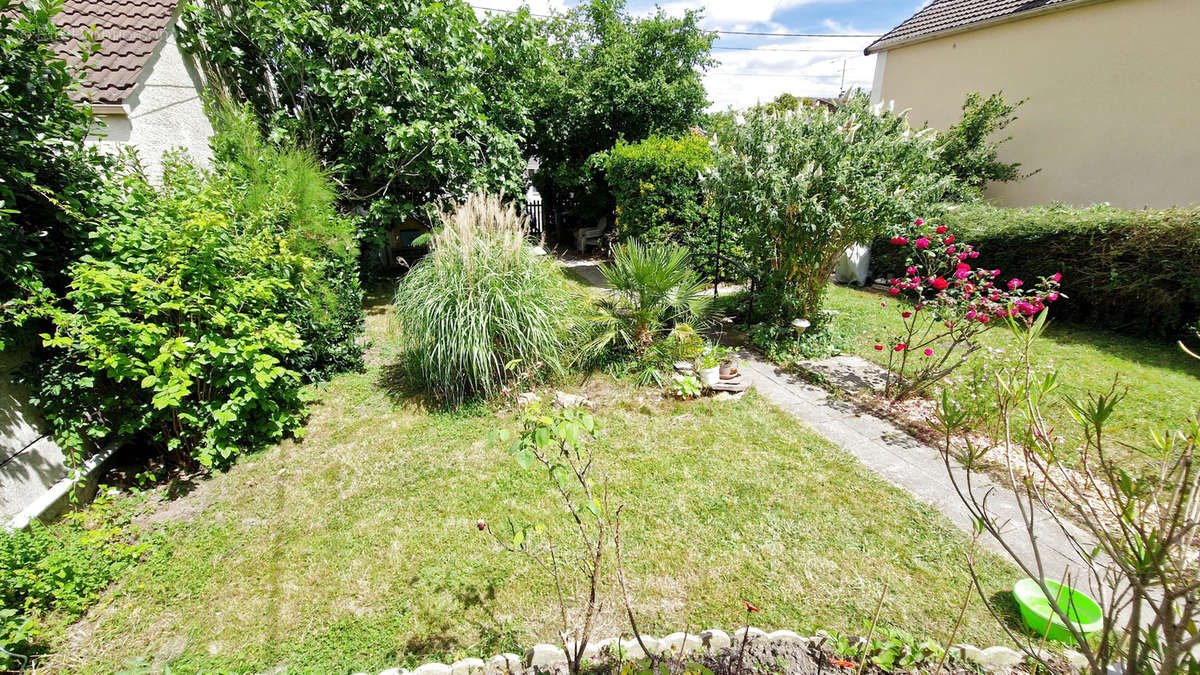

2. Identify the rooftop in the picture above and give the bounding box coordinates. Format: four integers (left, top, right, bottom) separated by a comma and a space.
865, 0, 1099, 54
53, 0, 179, 105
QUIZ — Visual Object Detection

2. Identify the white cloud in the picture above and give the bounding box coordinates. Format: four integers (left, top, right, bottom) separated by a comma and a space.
703, 36, 876, 110
471, 0, 880, 112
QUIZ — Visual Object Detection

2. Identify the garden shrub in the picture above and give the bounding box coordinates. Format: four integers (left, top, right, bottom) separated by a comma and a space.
392, 193, 579, 405
872, 203, 1200, 337
0, 0, 114, 345
34, 155, 313, 467
28, 107, 361, 468
527, 0, 715, 226
601, 133, 723, 270
710, 93, 954, 322
936, 92, 1025, 200
875, 218, 1061, 401
207, 104, 364, 380
583, 240, 713, 359
0, 492, 149, 667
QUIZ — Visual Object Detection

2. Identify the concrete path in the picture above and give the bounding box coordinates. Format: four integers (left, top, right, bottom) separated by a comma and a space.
557, 259, 608, 288
733, 348, 1098, 593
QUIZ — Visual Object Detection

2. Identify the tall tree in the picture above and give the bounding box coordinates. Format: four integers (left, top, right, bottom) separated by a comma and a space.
526, 0, 715, 221
180, 0, 547, 233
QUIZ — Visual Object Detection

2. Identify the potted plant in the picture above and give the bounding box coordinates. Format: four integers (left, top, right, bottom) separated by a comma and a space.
696, 345, 729, 387
719, 349, 738, 379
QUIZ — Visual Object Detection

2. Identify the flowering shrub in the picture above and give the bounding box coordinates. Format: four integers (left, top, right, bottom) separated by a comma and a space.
877, 218, 1061, 401
709, 94, 954, 323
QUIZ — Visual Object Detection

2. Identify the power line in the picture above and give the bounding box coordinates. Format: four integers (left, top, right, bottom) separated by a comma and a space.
467, 4, 881, 38
705, 71, 844, 77
713, 46, 861, 53
713, 30, 878, 37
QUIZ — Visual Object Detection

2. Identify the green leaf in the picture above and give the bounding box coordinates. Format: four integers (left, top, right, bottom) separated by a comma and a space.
514, 447, 535, 470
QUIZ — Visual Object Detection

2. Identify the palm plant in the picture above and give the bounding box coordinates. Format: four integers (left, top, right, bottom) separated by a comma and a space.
584, 240, 715, 357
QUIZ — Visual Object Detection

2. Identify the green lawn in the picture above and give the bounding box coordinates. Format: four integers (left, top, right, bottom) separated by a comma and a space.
823, 283, 1200, 461
41, 287, 1021, 673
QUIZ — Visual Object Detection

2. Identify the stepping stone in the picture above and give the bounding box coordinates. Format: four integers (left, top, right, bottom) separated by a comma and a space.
733, 627, 767, 642
618, 637, 659, 659
767, 630, 807, 644
487, 654, 522, 674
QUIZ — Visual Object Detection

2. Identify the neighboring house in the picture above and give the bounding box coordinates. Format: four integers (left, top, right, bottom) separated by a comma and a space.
55, 0, 214, 179
866, 0, 1200, 209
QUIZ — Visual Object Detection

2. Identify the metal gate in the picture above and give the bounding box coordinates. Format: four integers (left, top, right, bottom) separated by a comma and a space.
524, 198, 546, 241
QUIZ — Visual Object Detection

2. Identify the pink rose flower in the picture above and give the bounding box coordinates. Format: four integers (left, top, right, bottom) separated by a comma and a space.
1007, 278, 1023, 290
935, 225, 947, 234
923, 348, 933, 356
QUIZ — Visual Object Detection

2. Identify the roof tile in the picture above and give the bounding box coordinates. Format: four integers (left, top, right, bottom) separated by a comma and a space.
51, 0, 180, 104
866, 0, 1089, 53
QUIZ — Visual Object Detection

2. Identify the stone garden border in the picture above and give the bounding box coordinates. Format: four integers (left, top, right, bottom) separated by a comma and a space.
356, 627, 1089, 675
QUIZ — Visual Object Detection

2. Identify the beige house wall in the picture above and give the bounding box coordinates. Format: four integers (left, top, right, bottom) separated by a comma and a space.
88, 23, 213, 181
872, 0, 1200, 209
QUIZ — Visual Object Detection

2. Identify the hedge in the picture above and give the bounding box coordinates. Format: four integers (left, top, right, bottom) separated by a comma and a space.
599, 133, 729, 278
871, 204, 1200, 338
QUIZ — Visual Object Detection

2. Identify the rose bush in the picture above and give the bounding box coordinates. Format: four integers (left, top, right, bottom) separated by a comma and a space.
877, 218, 1061, 400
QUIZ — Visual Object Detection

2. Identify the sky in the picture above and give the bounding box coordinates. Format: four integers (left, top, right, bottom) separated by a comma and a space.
474, 0, 930, 110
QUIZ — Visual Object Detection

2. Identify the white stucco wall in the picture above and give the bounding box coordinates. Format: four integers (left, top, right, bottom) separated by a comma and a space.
873, 0, 1200, 209
1, 350, 68, 521
88, 22, 213, 181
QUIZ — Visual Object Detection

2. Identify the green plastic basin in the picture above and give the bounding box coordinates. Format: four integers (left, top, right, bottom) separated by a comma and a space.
1013, 578, 1103, 643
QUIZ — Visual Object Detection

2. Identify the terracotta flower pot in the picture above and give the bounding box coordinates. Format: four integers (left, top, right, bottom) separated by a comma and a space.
719, 360, 737, 379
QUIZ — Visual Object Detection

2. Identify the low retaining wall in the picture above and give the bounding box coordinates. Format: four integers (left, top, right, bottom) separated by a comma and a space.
360, 627, 1088, 675
1, 349, 70, 524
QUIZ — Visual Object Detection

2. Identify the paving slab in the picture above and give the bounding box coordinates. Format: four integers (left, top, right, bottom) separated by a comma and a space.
733, 349, 1098, 593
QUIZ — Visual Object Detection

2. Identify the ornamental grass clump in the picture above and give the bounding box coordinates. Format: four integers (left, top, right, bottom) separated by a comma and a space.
393, 193, 577, 404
